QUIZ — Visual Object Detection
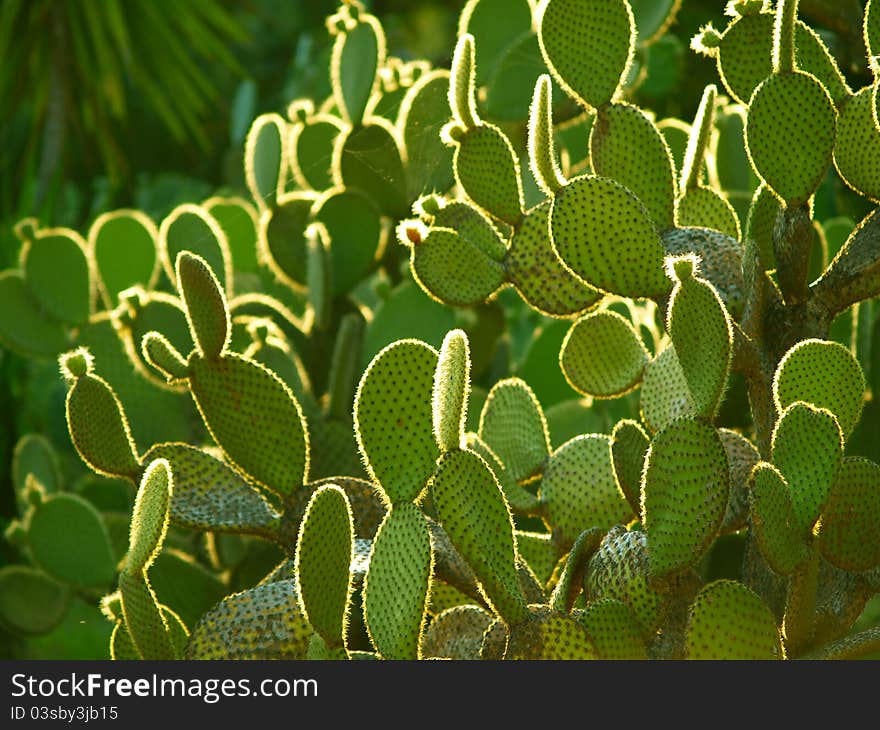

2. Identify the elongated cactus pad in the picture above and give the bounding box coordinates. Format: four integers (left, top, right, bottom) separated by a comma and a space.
506, 202, 602, 318
21, 229, 91, 325
125, 459, 172, 574
188, 353, 309, 497
820, 458, 880, 572
295, 486, 354, 649
528, 75, 566, 197
771, 402, 842, 534
551, 175, 669, 299
433, 330, 471, 452
590, 103, 676, 230
538, 0, 634, 110
244, 113, 286, 211
421, 604, 493, 660
540, 435, 633, 545
685, 580, 783, 659
479, 378, 550, 483
749, 463, 809, 575
560, 310, 649, 398
186, 580, 311, 659
745, 72, 836, 205
89, 210, 159, 308
354, 340, 438, 504
773, 339, 865, 439
744, 183, 781, 270
666, 255, 732, 419
610, 419, 650, 515
330, 11, 384, 126
363, 503, 432, 659
176, 252, 230, 360
575, 598, 647, 660
258, 192, 315, 289
642, 418, 729, 580
833, 86, 880, 202
430, 449, 528, 624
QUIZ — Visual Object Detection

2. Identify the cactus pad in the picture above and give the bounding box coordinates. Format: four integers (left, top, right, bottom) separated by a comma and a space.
773, 339, 865, 439
244, 113, 286, 211
125, 459, 172, 574
744, 183, 781, 270
290, 115, 343, 191
505, 605, 597, 660
258, 192, 315, 288
331, 13, 384, 126
639, 344, 697, 433
119, 572, 178, 660
399, 71, 455, 198
642, 418, 729, 580
160, 205, 231, 295
421, 604, 493, 660
0, 272, 69, 357
677, 187, 741, 240
685, 580, 783, 659
0, 566, 69, 635
833, 86, 880, 202
560, 310, 649, 398
336, 121, 408, 219
354, 340, 439, 504
538, 0, 634, 109
550, 175, 669, 299
820, 458, 880, 572
13, 434, 60, 497
575, 598, 647, 659
431, 201, 507, 262
89, 211, 159, 307
176, 252, 230, 360
718, 428, 760, 534
749, 462, 809, 575
21, 229, 91, 325
433, 330, 471, 452
610, 419, 650, 514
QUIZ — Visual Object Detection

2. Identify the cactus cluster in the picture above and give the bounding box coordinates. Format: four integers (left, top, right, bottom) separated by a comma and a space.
2, 0, 880, 660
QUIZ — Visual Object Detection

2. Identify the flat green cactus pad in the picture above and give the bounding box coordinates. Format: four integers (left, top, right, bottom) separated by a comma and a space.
331, 14, 383, 126
13, 434, 60, 498
176, 253, 230, 361
676, 187, 741, 240
21, 229, 91, 326
833, 86, 880, 202
745, 72, 835, 206
575, 598, 647, 659
430, 449, 528, 624
749, 462, 809, 575
459, 0, 532, 87
771, 402, 843, 535
186, 579, 311, 659
148, 550, 227, 630
421, 604, 493, 659
204, 197, 260, 275
714, 13, 850, 107
585, 526, 666, 634
453, 124, 524, 226
111, 605, 188, 660
354, 339, 438, 504
144, 444, 280, 538
125, 459, 171, 574
538, 0, 634, 110
409, 227, 506, 307
336, 121, 408, 219
820, 458, 880, 572
296, 486, 354, 648
89, 211, 159, 307
119, 572, 180, 660
479, 378, 550, 483
160, 205, 232, 295
188, 353, 309, 497
515, 530, 560, 586
718, 428, 760, 534
642, 418, 729, 580
431, 200, 507, 262
0, 566, 69, 635
666, 257, 732, 419
611, 419, 650, 515
464, 433, 541, 514
258, 192, 315, 289
117, 290, 193, 380
433, 330, 471, 453
0, 272, 69, 357
541, 435, 633, 544
744, 183, 781, 270
244, 113, 286, 211
506, 605, 597, 660
639, 344, 697, 433
506, 202, 602, 318
363, 503, 433, 659
773, 339, 865, 439
685, 580, 783, 659
591, 103, 676, 230
560, 310, 649, 398
290, 115, 343, 191
550, 175, 669, 299
399, 71, 455, 198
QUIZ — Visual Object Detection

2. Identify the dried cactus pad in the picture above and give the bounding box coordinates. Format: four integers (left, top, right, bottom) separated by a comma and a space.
749, 462, 809, 575
685, 580, 783, 659
773, 339, 865, 439
560, 310, 649, 398
430, 449, 528, 624
26, 493, 116, 588
188, 353, 309, 497
833, 86, 880, 202
453, 124, 524, 226
538, 0, 634, 109
505, 605, 597, 660
550, 175, 669, 300
506, 202, 602, 318
186, 580, 311, 659
745, 72, 836, 205
479, 378, 550, 483
642, 418, 729, 580
295, 486, 354, 648
125, 459, 172, 574
771, 402, 843, 535
540, 434, 633, 545
363, 503, 433, 659
610, 419, 650, 515
820, 458, 880, 572
590, 103, 676, 230
408, 227, 506, 307
421, 605, 493, 660
718, 428, 760, 534
575, 598, 647, 660
354, 340, 438, 504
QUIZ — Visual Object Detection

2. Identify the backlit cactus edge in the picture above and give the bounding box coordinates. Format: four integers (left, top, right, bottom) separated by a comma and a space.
1, 0, 880, 660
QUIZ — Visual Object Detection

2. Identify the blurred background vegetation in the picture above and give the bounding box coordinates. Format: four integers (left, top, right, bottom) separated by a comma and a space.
0, 0, 873, 657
